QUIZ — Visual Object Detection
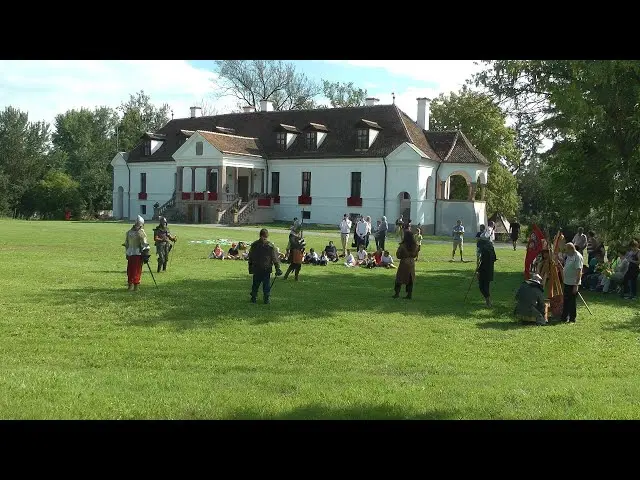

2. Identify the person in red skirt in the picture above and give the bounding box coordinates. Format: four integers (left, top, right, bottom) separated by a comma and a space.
124, 215, 151, 291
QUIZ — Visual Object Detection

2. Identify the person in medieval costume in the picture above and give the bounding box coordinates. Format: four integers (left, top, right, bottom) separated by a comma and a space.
393, 230, 419, 300
248, 228, 283, 304
153, 216, 177, 273
124, 215, 151, 291
514, 273, 548, 325
477, 236, 497, 307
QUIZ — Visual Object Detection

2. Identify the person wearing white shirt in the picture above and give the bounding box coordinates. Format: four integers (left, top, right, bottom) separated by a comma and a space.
451, 219, 465, 262
572, 227, 587, 255
338, 214, 352, 257
380, 251, 396, 269
356, 245, 368, 265
364, 216, 372, 249
344, 250, 356, 267
561, 242, 584, 323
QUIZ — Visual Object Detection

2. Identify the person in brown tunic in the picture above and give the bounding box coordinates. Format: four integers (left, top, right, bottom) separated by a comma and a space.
393, 231, 419, 299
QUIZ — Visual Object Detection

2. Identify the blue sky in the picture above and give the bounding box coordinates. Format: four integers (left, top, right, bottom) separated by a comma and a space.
0, 60, 480, 127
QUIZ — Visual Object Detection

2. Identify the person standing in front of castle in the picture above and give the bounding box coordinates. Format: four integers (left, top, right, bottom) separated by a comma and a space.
153, 216, 177, 273
393, 231, 419, 300
339, 214, 352, 257
561, 242, 583, 323
124, 215, 151, 291
248, 228, 283, 304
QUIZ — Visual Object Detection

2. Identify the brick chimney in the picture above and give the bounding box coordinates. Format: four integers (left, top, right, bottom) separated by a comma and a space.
243, 106, 256, 113
416, 97, 431, 130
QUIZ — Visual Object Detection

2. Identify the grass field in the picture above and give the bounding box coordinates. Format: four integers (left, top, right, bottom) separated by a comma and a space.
1, 218, 639, 419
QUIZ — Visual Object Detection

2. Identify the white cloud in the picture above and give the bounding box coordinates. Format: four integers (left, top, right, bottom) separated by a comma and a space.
0, 60, 238, 126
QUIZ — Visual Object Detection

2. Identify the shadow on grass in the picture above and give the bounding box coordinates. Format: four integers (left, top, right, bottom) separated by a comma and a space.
40, 262, 535, 331
602, 312, 640, 333
228, 402, 463, 420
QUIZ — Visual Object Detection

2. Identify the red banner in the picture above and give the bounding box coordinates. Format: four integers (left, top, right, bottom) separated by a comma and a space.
524, 224, 547, 280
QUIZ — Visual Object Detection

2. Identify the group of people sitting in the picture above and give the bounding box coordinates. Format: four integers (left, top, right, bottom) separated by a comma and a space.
579, 239, 639, 300
208, 242, 250, 260
343, 245, 397, 269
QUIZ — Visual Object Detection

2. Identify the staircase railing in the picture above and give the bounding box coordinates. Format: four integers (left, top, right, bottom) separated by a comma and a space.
154, 191, 176, 220
219, 195, 242, 224
237, 198, 258, 223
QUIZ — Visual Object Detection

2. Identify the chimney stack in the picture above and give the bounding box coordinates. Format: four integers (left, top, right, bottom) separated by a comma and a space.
243, 105, 256, 113
416, 97, 431, 130
190, 106, 202, 118
260, 99, 274, 112
365, 97, 380, 106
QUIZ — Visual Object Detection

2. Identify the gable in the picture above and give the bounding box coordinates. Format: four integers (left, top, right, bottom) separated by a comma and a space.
173, 132, 222, 161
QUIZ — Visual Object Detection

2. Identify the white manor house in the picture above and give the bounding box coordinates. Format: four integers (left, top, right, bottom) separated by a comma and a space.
111, 98, 490, 235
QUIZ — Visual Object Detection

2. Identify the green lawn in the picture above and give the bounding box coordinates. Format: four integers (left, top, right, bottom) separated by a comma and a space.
1, 219, 638, 419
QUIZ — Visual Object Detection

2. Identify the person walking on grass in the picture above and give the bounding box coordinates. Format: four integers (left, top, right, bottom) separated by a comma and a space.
477, 236, 497, 307
338, 213, 352, 257
509, 218, 521, 251
451, 219, 465, 262
248, 228, 283, 304
393, 231, 419, 300
124, 215, 151, 292
153, 216, 177, 273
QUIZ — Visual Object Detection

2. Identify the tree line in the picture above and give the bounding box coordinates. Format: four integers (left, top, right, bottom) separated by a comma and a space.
6, 60, 629, 240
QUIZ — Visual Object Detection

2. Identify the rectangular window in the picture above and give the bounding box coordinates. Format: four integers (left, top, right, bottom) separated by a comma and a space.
350, 172, 361, 198
356, 129, 368, 149
209, 170, 218, 193
144, 141, 151, 156
276, 132, 287, 150
271, 172, 280, 196
140, 205, 147, 215
196, 141, 203, 155
305, 132, 316, 150
140, 173, 147, 193
301, 172, 311, 196
302, 210, 311, 220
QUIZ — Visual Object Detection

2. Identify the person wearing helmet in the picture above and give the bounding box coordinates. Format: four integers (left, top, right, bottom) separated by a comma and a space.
124, 215, 151, 291
514, 273, 548, 325
153, 216, 177, 272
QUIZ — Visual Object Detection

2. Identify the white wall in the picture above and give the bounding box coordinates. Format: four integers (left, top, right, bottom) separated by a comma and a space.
127, 161, 177, 221
269, 158, 385, 224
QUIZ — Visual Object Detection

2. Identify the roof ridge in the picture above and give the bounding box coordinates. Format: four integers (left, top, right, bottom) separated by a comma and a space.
457, 130, 490, 165
443, 131, 461, 162
393, 105, 416, 147
197, 130, 258, 141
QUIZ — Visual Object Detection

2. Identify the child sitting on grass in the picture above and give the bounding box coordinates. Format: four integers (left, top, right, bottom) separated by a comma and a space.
344, 249, 356, 267
208, 244, 224, 260
380, 250, 396, 268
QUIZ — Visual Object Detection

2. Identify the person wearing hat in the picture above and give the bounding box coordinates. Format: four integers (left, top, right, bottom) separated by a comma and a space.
153, 216, 177, 273
124, 215, 151, 291
514, 273, 548, 325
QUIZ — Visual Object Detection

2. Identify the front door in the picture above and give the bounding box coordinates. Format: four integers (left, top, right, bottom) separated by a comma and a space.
238, 176, 249, 202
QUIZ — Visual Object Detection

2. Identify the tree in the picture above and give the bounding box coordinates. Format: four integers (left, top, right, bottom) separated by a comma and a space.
116, 90, 171, 153
193, 97, 220, 116
213, 60, 322, 111
0, 107, 50, 216
472, 60, 640, 240
52, 107, 119, 213
429, 87, 522, 218
22, 170, 83, 219
322, 80, 367, 108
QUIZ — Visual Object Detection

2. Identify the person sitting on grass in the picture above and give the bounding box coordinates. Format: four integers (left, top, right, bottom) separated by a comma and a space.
381, 250, 396, 269
324, 241, 339, 262
226, 243, 241, 260
373, 249, 383, 267
363, 252, 377, 269
208, 244, 224, 260
276, 247, 287, 262
356, 245, 368, 265
344, 249, 356, 267
304, 248, 319, 265
514, 273, 548, 326
317, 251, 328, 266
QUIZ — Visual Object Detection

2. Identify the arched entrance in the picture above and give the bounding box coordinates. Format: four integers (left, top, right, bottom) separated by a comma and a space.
117, 186, 124, 219
398, 191, 411, 221
444, 170, 473, 200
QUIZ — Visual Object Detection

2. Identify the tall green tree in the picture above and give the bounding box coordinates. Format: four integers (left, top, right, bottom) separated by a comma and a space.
213, 60, 322, 111
322, 80, 367, 108
116, 90, 171, 152
21, 170, 83, 219
52, 107, 119, 213
429, 87, 522, 218
0, 107, 50, 216
473, 60, 640, 240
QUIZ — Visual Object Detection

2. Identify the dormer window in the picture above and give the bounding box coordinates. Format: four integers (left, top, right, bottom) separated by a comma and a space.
305, 132, 317, 150
144, 141, 151, 156
276, 132, 287, 150
356, 129, 368, 149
